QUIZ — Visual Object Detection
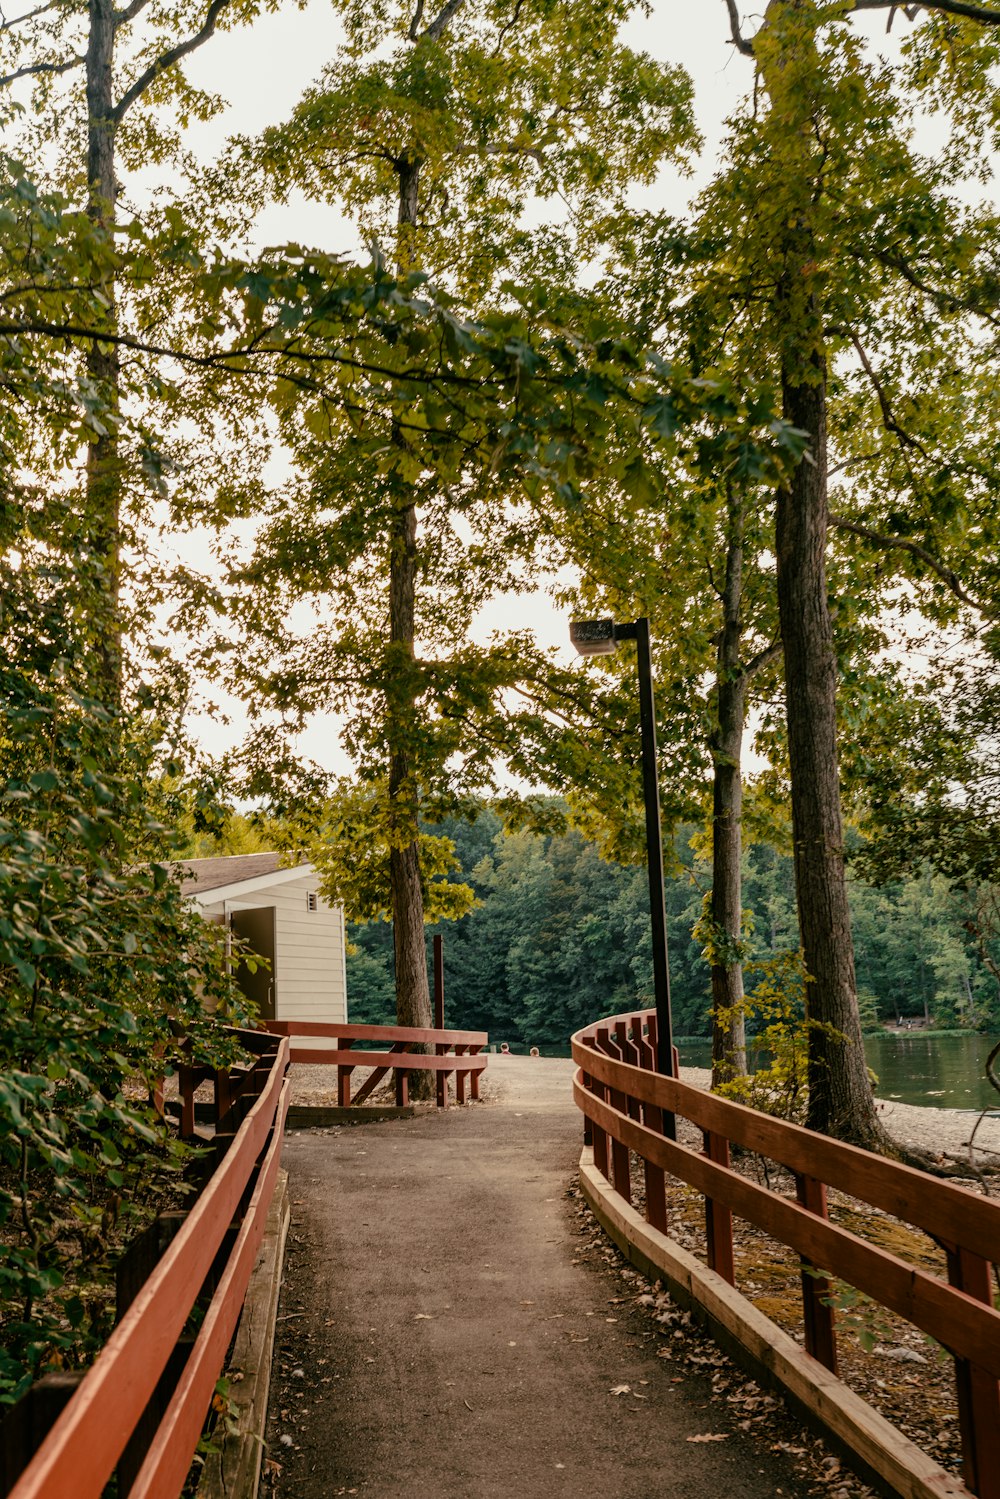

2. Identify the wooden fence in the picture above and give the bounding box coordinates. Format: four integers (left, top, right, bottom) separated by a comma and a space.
572, 1009, 1000, 1499
265, 1020, 487, 1108
2, 1028, 289, 1499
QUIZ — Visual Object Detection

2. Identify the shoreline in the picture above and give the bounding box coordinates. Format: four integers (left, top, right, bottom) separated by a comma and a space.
676, 1063, 1000, 1165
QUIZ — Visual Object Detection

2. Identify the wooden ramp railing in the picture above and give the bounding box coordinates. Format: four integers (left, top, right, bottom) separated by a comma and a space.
572, 1008, 1000, 1499
265, 1020, 488, 1107
1, 1029, 289, 1499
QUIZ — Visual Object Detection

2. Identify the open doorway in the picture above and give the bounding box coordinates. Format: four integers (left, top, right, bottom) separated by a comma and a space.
229, 906, 276, 1022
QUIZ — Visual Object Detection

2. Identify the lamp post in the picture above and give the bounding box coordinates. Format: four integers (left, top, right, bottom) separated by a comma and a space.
570, 616, 676, 1140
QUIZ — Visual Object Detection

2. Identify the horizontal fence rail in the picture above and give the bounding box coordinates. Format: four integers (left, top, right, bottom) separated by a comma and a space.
3, 1030, 290, 1499
571, 1009, 1000, 1499
265, 1020, 488, 1107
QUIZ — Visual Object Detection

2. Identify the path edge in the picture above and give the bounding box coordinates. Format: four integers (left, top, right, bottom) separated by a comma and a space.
579, 1150, 970, 1499
197, 1167, 290, 1499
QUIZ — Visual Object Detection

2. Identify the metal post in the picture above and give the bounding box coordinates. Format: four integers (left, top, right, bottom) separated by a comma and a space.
570, 613, 677, 1140
432, 934, 445, 1031
620, 618, 676, 1139
433, 934, 446, 1108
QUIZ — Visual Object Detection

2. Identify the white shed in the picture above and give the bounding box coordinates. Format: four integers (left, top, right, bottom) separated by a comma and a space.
181, 853, 348, 1034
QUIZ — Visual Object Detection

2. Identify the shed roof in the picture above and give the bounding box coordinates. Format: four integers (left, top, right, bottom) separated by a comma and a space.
179, 852, 307, 896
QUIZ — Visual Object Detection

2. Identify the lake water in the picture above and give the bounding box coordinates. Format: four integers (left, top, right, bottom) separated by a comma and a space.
676, 1032, 1000, 1112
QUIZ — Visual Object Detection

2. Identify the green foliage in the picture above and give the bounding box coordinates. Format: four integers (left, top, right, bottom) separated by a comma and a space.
0, 175, 253, 1396
714, 952, 815, 1124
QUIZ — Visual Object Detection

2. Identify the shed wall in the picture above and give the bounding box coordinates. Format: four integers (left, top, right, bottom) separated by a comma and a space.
201, 871, 347, 1036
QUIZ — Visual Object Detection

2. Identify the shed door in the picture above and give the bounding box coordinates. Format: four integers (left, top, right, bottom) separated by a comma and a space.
230, 906, 276, 1021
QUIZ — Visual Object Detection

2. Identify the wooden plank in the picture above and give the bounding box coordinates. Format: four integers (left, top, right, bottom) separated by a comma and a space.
630, 1014, 667, 1233
571, 1024, 1000, 1264
286, 1047, 487, 1072
269, 1021, 487, 1046
573, 1074, 1000, 1377
797, 1175, 838, 1374
127, 1083, 289, 1499
196, 1172, 290, 1499
0, 1375, 84, 1495
7, 1042, 289, 1499
116, 1213, 186, 1322
580, 1039, 609, 1180
948, 1246, 1000, 1499
596, 1027, 631, 1206
703, 1133, 735, 1286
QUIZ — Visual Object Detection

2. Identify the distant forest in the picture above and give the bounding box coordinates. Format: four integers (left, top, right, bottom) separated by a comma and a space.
347, 808, 1000, 1047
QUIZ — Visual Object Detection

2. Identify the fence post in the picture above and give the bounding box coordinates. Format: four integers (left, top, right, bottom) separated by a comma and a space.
582, 1035, 609, 1179
631, 1013, 668, 1233
596, 1025, 631, 1205
795, 1174, 838, 1373
0, 1372, 86, 1493
947, 1245, 1000, 1499
434, 935, 448, 1109
702, 1131, 735, 1284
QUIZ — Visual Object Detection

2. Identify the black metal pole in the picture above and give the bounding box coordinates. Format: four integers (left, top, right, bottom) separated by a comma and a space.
625, 618, 676, 1139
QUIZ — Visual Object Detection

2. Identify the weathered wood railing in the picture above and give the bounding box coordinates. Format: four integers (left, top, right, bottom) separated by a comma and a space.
265, 1020, 487, 1107
572, 1009, 1000, 1499
2, 1029, 289, 1499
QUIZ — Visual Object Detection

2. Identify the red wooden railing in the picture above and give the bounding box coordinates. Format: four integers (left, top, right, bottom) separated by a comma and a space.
2, 1029, 289, 1499
572, 1008, 1000, 1499
265, 1020, 487, 1107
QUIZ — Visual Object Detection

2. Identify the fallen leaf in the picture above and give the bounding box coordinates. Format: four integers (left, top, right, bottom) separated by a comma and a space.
609, 1384, 631, 1396
414, 1313, 434, 1320
687, 1433, 729, 1443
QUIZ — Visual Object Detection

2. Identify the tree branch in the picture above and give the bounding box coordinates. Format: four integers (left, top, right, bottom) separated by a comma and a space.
723, 0, 755, 55
829, 513, 996, 617
421, 0, 467, 42
492, 0, 525, 56
744, 640, 782, 677
0, 53, 82, 85
847, 327, 930, 460
406, 0, 424, 39
111, 0, 232, 122
850, 0, 1000, 25
0, 0, 61, 34
114, 0, 154, 27
871, 249, 1000, 331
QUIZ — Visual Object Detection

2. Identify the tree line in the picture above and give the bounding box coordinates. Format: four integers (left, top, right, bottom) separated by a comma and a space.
343, 809, 1000, 1047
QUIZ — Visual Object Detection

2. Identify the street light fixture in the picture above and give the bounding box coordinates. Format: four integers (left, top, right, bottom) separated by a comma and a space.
571, 615, 677, 1140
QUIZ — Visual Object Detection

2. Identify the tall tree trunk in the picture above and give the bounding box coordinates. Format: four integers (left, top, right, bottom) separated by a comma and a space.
763, 0, 887, 1146
86, 0, 123, 715
776, 366, 880, 1141
387, 150, 434, 1093
710, 509, 748, 1087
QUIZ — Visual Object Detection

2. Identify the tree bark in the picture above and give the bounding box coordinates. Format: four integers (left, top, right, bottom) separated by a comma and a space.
776, 366, 881, 1140
85, 0, 123, 715
386, 149, 434, 1095
710, 510, 748, 1087
763, 0, 888, 1146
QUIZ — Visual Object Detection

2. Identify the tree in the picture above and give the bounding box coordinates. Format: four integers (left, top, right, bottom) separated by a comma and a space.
701, 0, 1000, 1143
0, 164, 252, 1402
221, 0, 699, 1065
2, 0, 273, 710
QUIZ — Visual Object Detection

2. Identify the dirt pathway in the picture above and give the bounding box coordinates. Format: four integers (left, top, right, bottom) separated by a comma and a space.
262, 1056, 809, 1498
